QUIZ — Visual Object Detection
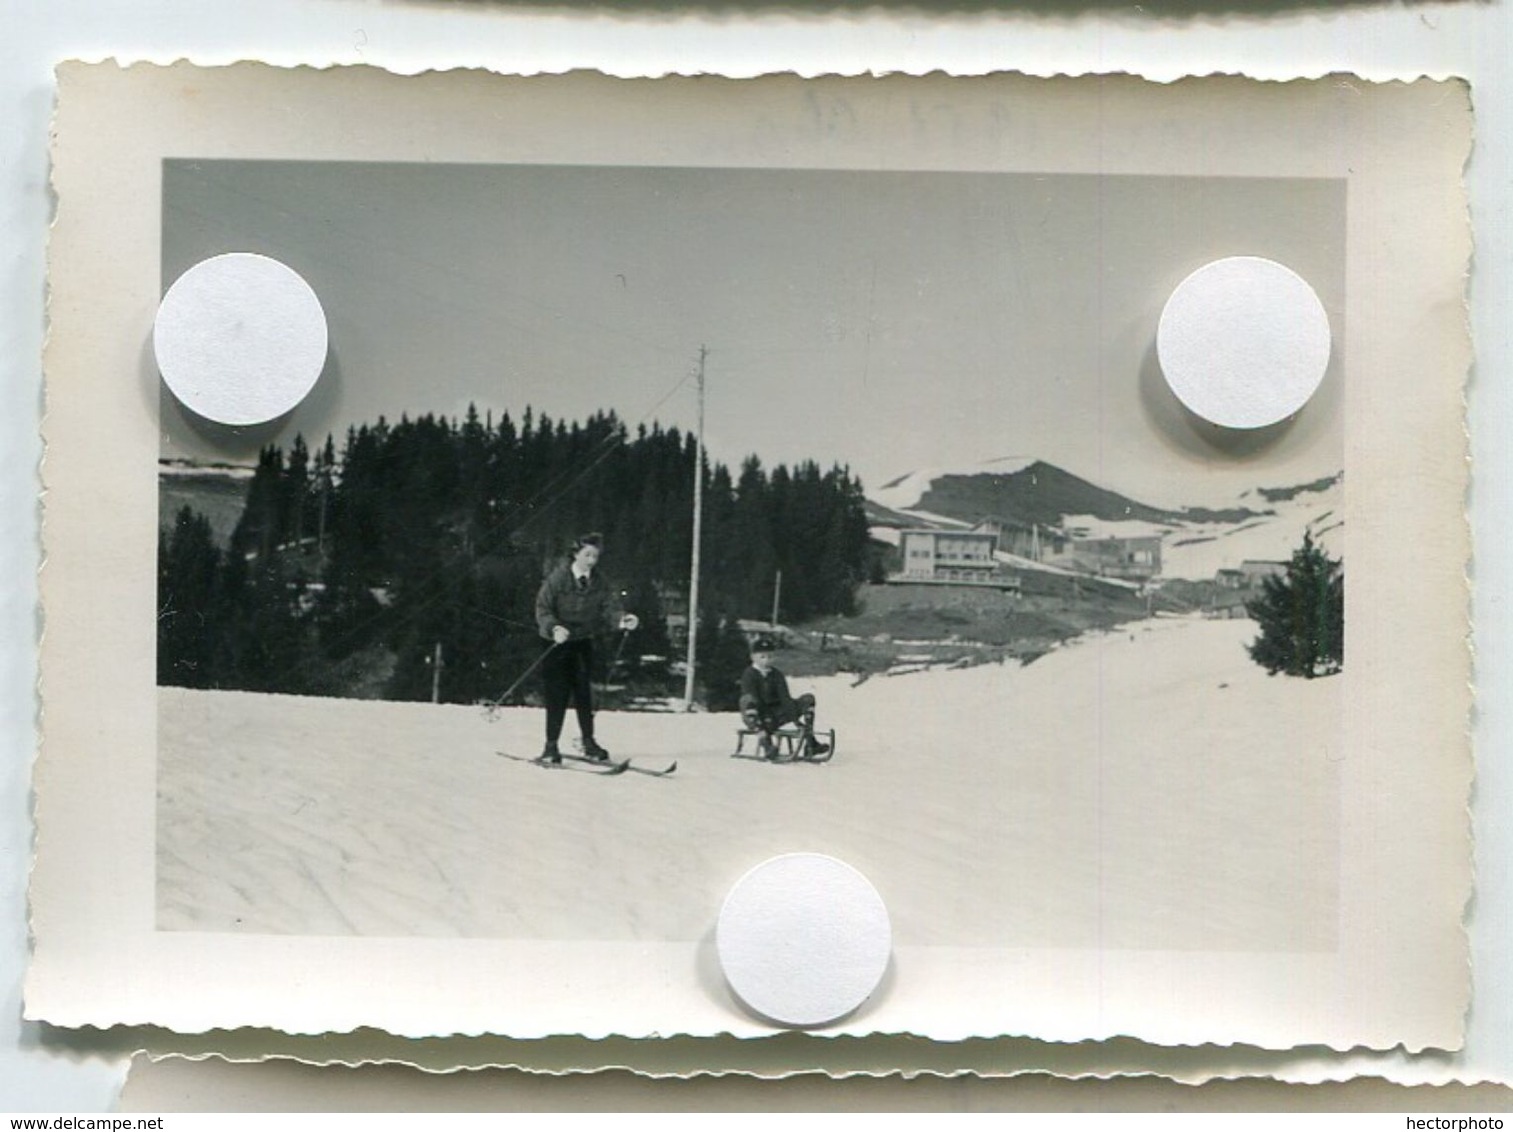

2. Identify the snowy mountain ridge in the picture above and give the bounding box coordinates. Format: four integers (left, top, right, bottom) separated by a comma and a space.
159, 457, 257, 480
873, 456, 1039, 512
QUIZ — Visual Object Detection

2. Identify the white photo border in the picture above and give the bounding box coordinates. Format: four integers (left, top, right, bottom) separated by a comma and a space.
30, 63, 1471, 1050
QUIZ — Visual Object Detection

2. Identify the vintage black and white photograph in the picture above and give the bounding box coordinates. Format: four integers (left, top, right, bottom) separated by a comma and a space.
153, 158, 1346, 948
32, 65, 1470, 1047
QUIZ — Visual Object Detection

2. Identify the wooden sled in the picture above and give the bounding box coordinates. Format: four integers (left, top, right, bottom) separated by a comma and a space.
732, 726, 836, 763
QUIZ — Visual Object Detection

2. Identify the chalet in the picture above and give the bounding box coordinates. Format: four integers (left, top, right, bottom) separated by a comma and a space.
1058, 535, 1162, 581
970, 518, 1068, 561
1215, 568, 1246, 590
892, 528, 1007, 587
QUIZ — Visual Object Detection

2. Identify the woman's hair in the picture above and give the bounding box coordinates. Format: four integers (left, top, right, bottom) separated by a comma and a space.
573, 532, 605, 553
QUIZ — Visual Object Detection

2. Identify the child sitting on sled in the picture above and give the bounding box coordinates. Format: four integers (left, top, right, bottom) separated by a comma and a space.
738, 636, 830, 760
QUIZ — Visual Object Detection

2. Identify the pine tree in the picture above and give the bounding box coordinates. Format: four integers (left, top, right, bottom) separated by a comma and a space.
698, 612, 751, 711
232, 445, 286, 561
1244, 533, 1344, 678
285, 434, 311, 551
732, 455, 778, 618
157, 506, 223, 688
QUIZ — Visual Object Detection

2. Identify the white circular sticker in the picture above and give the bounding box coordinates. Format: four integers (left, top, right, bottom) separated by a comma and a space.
154, 252, 328, 426
1157, 256, 1331, 430
716, 853, 891, 1027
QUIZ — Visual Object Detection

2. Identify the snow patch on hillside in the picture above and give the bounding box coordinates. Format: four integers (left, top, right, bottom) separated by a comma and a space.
873, 456, 1037, 512
1160, 478, 1343, 579
1060, 515, 1174, 541
993, 548, 1142, 589
891, 508, 974, 530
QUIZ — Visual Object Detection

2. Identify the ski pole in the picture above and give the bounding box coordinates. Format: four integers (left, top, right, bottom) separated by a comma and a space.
609, 626, 633, 672
484, 641, 559, 716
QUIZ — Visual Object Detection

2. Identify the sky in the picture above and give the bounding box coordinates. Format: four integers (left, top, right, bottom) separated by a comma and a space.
160, 160, 1345, 509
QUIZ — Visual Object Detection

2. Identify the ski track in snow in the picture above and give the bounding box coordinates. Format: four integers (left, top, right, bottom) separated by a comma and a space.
157, 617, 1339, 950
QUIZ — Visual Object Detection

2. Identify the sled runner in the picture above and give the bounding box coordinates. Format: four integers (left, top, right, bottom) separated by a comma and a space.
731, 726, 836, 763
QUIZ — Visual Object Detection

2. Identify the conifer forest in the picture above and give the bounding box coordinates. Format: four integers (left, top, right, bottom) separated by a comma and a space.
157, 407, 874, 707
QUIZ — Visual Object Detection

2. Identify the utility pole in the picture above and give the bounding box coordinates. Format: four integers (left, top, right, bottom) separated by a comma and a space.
771, 569, 782, 628
682, 346, 707, 710
431, 642, 444, 704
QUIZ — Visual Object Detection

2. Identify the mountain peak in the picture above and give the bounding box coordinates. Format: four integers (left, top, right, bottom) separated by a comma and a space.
873, 456, 1039, 512
868, 458, 1288, 534
872, 459, 1193, 530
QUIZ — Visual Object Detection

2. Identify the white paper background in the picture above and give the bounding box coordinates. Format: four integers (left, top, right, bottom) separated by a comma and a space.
2, 0, 1509, 1110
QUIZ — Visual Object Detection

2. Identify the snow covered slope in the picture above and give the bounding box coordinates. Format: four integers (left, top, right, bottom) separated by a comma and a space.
158, 618, 1338, 952
1160, 477, 1343, 579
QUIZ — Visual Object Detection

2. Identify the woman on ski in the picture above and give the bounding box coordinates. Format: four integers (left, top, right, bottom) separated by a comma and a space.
534, 533, 638, 764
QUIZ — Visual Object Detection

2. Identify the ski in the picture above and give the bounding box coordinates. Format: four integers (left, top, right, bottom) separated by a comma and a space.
563, 752, 678, 777
559, 752, 677, 777
617, 759, 678, 777
565, 742, 678, 776
497, 751, 630, 776
545, 756, 630, 776
497, 751, 675, 777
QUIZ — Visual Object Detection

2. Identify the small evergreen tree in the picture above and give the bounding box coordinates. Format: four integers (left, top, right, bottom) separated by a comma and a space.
1244, 533, 1344, 678
698, 612, 752, 712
